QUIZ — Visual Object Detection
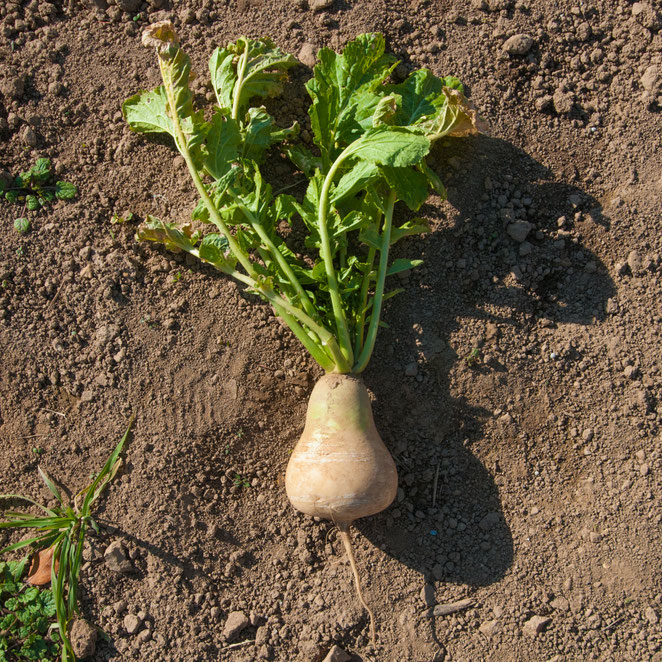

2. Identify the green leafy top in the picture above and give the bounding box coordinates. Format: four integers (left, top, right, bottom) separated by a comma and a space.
124, 24, 481, 374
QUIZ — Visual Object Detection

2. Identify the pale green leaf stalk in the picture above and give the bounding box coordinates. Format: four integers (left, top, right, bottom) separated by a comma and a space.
124, 23, 481, 374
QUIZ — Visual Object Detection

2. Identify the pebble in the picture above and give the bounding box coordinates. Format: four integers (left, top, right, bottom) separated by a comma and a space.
640, 65, 660, 93
623, 365, 639, 379
479, 619, 502, 637
21, 126, 38, 147
298, 43, 316, 68
322, 645, 351, 662
310, 0, 334, 10
223, 610, 249, 641
645, 607, 659, 625
405, 362, 418, 377
502, 34, 534, 55
627, 250, 642, 273
104, 540, 133, 573
553, 89, 574, 114
523, 615, 551, 636
70, 619, 97, 658
124, 613, 142, 634
116, 0, 141, 10
507, 221, 533, 243
550, 597, 569, 611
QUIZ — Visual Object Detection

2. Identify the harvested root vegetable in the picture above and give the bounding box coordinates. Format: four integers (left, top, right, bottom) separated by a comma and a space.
286, 374, 397, 639
125, 23, 480, 642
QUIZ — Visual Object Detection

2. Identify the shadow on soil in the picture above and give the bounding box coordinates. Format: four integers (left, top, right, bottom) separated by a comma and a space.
356, 135, 615, 588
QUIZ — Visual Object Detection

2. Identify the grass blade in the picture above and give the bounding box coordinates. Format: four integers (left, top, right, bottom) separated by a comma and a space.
38, 466, 64, 504
81, 417, 134, 514
0, 532, 58, 555
0, 493, 58, 516
0, 516, 72, 530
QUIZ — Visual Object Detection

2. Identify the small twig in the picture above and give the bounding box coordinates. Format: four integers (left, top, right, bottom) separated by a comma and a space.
602, 616, 625, 631
432, 462, 440, 508
427, 597, 475, 617
46, 281, 66, 309
16, 434, 48, 440
40, 408, 66, 418
219, 640, 255, 652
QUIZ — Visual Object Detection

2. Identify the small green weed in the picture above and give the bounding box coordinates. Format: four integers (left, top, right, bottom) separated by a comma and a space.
464, 348, 481, 368
0, 557, 61, 661
232, 473, 250, 489
1, 159, 77, 231
0, 419, 134, 661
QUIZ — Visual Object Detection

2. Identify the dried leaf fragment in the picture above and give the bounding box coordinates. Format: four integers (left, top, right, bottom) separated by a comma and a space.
26, 545, 58, 585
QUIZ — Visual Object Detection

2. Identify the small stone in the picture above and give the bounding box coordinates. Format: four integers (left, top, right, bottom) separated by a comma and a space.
582, 429, 594, 441
136, 629, 152, 643
124, 613, 141, 634
550, 597, 569, 611
322, 645, 351, 662
404, 362, 418, 377
576, 21, 592, 41
310, 0, 333, 10
553, 89, 574, 114
255, 625, 269, 646
523, 615, 551, 636
479, 512, 501, 531
113, 599, 127, 615
116, 0, 141, 10
519, 241, 532, 257
502, 34, 534, 55
223, 610, 249, 641
0, 76, 24, 99
21, 126, 38, 147
627, 250, 642, 273
641, 65, 660, 93
479, 619, 502, 637
645, 607, 659, 625
507, 221, 533, 243
70, 619, 97, 658
640, 463, 650, 477
104, 540, 133, 573
420, 584, 435, 608
589, 531, 602, 543
298, 43, 316, 68
623, 365, 639, 380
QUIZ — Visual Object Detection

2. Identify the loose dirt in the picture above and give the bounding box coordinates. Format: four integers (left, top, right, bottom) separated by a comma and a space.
1, 0, 661, 661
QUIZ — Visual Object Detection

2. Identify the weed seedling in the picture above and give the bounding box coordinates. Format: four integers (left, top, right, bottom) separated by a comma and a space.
233, 473, 250, 489
465, 348, 481, 368
0, 419, 134, 661
0, 556, 60, 660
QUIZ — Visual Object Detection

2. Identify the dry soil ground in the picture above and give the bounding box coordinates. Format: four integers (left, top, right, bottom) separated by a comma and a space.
1, 0, 661, 661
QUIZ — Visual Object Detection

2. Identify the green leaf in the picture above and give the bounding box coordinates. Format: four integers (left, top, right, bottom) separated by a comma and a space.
30, 158, 51, 184
14, 218, 30, 234
125, 24, 206, 160
5, 190, 19, 203
37, 467, 63, 504
136, 216, 199, 253
306, 33, 397, 161
359, 227, 381, 250
390, 217, 430, 244
386, 258, 423, 276
380, 165, 430, 211
204, 110, 241, 179
387, 69, 443, 126
10, 557, 28, 583
210, 38, 296, 119
26, 194, 39, 211
54, 181, 76, 200
198, 233, 235, 271
331, 161, 380, 205
283, 144, 322, 177
343, 126, 430, 167
419, 162, 446, 198
372, 94, 400, 127
242, 107, 275, 160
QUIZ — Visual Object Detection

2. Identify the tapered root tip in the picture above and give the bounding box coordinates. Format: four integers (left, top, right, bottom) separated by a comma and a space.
338, 522, 376, 645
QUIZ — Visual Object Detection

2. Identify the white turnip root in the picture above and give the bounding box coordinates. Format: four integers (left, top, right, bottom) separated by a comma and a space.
285, 373, 398, 640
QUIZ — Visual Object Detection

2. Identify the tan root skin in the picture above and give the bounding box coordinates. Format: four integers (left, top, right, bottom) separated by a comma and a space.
285, 373, 398, 524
